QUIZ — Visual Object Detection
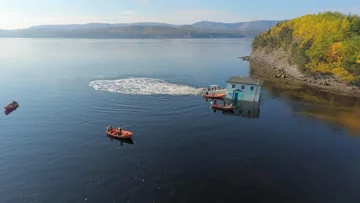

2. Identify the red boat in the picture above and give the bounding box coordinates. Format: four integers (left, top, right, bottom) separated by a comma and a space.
211, 103, 234, 111
106, 128, 133, 139
202, 93, 226, 99
4, 101, 19, 115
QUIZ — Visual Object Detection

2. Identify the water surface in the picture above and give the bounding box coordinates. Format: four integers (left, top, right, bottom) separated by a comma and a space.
1, 38, 360, 203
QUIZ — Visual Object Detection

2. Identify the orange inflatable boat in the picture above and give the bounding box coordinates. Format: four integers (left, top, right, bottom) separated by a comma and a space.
202, 93, 225, 99
106, 128, 133, 139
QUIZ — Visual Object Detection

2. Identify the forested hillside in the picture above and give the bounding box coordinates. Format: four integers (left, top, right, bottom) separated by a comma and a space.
0, 25, 244, 39
0, 20, 278, 39
252, 12, 360, 84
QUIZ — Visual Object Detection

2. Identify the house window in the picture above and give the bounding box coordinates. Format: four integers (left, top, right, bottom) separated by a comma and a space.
250, 86, 254, 91
232, 84, 235, 88
241, 85, 245, 90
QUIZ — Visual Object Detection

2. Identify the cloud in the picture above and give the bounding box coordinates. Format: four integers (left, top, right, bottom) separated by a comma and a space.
0, 11, 19, 16
119, 10, 136, 16
139, 0, 148, 4
117, 9, 252, 24
0, 12, 22, 29
168, 9, 252, 24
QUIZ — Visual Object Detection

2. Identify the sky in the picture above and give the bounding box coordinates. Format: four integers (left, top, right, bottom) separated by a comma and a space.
0, 0, 360, 29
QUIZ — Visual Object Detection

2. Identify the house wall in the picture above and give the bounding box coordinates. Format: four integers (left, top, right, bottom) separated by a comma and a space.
225, 83, 262, 102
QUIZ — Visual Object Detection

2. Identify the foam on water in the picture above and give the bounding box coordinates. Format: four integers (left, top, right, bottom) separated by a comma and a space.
89, 77, 203, 95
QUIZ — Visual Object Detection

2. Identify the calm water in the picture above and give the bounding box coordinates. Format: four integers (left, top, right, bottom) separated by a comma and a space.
1, 38, 360, 203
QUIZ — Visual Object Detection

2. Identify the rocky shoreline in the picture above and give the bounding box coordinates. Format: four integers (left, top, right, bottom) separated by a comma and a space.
243, 48, 360, 98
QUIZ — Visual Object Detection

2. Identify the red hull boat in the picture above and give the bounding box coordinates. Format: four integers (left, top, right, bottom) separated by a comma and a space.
106, 129, 133, 139
203, 93, 225, 99
4, 101, 19, 115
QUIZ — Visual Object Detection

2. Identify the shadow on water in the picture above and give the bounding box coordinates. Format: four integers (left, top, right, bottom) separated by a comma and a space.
107, 136, 135, 145
250, 61, 360, 136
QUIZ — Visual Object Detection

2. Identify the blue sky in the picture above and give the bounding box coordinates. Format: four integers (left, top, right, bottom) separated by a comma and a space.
1, 0, 359, 29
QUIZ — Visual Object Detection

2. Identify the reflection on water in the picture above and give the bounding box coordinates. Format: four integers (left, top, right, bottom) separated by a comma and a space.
4, 107, 19, 116
250, 60, 360, 136
211, 100, 261, 119
294, 104, 360, 136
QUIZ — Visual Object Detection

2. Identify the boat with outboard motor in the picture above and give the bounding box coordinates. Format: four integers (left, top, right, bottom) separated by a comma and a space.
4, 101, 19, 115
106, 127, 133, 139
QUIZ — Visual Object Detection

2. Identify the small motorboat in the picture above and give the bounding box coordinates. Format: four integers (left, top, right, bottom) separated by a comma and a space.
4, 101, 19, 115
202, 93, 226, 99
211, 103, 234, 111
106, 128, 133, 139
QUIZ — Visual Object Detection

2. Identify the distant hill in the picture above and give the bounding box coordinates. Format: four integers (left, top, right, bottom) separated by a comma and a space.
30, 22, 180, 29
0, 20, 278, 39
0, 25, 244, 39
191, 20, 278, 35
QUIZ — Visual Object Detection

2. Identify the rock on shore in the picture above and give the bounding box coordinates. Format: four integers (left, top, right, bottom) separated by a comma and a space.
239, 56, 250, 61
249, 48, 360, 97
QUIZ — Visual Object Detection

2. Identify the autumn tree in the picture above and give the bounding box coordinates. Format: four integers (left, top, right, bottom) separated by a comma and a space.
252, 11, 360, 84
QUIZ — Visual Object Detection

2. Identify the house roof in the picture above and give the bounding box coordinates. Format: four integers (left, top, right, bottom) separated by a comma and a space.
226, 77, 263, 86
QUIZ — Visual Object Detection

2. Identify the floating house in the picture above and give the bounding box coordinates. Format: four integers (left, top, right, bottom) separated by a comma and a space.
225, 77, 263, 102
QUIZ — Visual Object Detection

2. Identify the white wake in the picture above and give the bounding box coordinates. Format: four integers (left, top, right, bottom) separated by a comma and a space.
89, 77, 203, 95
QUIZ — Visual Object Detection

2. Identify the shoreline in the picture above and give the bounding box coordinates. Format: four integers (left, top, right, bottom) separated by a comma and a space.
244, 48, 360, 98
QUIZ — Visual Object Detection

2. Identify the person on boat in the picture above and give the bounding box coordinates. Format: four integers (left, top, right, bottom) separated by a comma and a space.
214, 100, 217, 105
107, 124, 112, 132
223, 101, 226, 106
117, 127, 122, 135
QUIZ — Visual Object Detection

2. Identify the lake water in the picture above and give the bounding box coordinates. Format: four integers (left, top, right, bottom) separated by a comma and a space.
1, 38, 360, 203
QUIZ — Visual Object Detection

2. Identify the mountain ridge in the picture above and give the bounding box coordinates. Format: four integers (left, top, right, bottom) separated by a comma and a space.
0, 20, 278, 38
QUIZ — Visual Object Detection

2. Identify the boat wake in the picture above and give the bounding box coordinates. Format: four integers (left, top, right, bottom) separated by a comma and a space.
89, 77, 203, 95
